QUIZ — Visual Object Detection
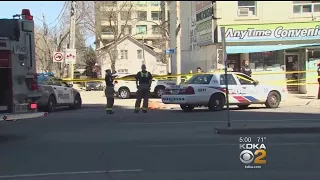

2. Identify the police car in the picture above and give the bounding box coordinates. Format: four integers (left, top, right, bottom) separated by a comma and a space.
36, 74, 82, 112
162, 72, 287, 112
114, 74, 176, 99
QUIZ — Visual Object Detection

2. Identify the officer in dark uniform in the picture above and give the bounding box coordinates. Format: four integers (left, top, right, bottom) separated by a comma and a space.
240, 60, 252, 77
105, 69, 115, 114
134, 64, 153, 113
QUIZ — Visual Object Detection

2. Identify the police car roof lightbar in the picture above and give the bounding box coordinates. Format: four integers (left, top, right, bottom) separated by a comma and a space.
21, 9, 33, 20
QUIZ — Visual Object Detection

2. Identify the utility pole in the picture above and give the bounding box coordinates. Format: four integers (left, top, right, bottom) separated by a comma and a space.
176, 1, 181, 85
42, 6, 48, 73
68, 1, 76, 82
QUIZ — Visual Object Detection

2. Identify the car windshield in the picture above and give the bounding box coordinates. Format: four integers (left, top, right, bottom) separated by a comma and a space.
187, 74, 213, 84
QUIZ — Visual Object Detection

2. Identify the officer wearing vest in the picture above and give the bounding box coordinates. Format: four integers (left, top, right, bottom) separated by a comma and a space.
105, 69, 115, 114
135, 64, 153, 113
240, 60, 252, 77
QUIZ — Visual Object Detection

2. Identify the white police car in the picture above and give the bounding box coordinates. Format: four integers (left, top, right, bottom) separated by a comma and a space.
36, 74, 82, 112
162, 72, 287, 112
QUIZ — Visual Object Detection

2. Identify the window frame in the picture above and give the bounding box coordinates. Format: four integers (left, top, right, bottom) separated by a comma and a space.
187, 74, 213, 85
293, 1, 320, 13
237, 1, 257, 16
151, 11, 161, 20
121, 25, 132, 35
219, 74, 238, 85
137, 11, 147, 21
120, 11, 131, 21
235, 73, 255, 85
120, 50, 128, 60
152, 25, 161, 34
137, 49, 143, 59
136, 25, 148, 35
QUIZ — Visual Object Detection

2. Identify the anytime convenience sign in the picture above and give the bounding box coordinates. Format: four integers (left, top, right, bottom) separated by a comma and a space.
219, 22, 320, 42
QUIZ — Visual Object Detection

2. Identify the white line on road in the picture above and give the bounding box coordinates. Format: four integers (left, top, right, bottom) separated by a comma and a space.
143, 142, 320, 148
121, 118, 320, 125
0, 169, 143, 179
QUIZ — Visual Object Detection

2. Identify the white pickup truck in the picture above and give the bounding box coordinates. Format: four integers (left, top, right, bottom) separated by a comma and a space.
114, 74, 176, 99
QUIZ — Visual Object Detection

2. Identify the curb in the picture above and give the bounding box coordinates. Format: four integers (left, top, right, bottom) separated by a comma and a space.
214, 126, 320, 135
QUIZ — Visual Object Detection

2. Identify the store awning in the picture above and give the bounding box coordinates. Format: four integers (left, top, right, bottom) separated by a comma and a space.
226, 43, 320, 54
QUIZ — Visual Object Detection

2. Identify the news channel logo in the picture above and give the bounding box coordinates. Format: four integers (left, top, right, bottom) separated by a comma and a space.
239, 143, 267, 168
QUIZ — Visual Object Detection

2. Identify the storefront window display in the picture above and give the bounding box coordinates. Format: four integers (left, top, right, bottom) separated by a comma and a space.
249, 51, 284, 72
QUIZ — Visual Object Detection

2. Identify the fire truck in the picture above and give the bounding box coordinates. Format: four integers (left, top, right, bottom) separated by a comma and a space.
0, 9, 48, 121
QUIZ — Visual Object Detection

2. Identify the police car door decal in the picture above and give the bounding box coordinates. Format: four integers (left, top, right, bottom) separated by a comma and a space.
64, 87, 74, 104
52, 86, 66, 104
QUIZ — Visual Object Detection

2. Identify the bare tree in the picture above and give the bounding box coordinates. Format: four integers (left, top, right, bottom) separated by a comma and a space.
78, 1, 137, 73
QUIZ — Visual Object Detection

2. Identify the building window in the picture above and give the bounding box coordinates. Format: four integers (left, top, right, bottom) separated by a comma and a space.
120, 50, 128, 59
237, 1, 256, 16
249, 51, 284, 72
121, 25, 132, 35
135, 1, 147, 7
152, 25, 161, 34
117, 69, 128, 73
136, 25, 147, 34
137, 50, 143, 59
150, 1, 160, 6
151, 11, 161, 20
293, 1, 320, 13
120, 11, 131, 21
101, 26, 116, 35
137, 11, 147, 21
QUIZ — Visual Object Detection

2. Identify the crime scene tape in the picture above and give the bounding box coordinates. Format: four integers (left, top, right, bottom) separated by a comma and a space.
56, 70, 320, 86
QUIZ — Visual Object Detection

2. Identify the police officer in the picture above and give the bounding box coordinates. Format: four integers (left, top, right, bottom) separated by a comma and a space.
240, 60, 252, 77
134, 64, 153, 113
105, 69, 115, 114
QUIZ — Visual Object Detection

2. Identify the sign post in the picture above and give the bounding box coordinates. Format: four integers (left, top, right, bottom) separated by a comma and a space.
221, 27, 231, 128
53, 52, 64, 63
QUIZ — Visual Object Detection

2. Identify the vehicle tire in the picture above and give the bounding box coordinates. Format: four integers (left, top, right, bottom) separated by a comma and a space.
154, 86, 165, 98
119, 88, 130, 99
265, 91, 281, 108
238, 105, 250, 109
46, 95, 57, 113
70, 93, 82, 110
208, 93, 225, 111
180, 104, 195, 112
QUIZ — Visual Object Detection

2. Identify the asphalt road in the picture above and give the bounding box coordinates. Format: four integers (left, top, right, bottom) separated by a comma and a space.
0, 104, 320, 180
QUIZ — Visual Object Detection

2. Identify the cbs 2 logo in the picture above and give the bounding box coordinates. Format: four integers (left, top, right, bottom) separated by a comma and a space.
198, 88, 206, 92
240, 149, 266, 164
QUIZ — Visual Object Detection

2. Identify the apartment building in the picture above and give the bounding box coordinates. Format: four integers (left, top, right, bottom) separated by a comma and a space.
169, 1, 320, 94
95, 1, 168, 54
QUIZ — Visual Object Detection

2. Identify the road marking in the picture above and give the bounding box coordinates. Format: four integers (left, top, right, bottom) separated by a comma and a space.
0, 169, 143, 179
120, 118, 320, 125
143, 142, 320, 148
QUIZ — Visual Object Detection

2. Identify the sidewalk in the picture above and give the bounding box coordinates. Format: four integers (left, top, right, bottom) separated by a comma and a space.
285, 94, 320, 106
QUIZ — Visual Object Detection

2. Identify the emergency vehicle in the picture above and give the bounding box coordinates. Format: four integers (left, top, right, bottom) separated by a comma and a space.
114, 74, 176, 99
0, 9, 48, 121
162, 72, 287, 112
37, 73, 82, 112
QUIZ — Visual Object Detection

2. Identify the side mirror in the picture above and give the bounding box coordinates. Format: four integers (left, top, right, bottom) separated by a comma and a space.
68, 84, 73, 88
253, 80, 259, 85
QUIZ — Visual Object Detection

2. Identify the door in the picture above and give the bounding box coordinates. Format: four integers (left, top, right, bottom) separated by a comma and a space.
227, 54, 241, 72
60, 82, 74, 104
219, 74, 238, 103
234, 73, 263, 103
51, 85, 66, 104
285, 54, 299, 92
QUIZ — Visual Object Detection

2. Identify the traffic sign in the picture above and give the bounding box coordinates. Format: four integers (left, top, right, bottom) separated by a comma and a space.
65, 49, 76, 64
164, 49, 175, 54
53, 52, 64, 63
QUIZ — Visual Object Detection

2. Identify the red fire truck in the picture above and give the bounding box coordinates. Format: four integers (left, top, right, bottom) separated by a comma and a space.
0, 9, 48, 121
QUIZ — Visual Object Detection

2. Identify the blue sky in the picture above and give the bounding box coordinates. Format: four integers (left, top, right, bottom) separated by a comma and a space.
0, 1, 94, 46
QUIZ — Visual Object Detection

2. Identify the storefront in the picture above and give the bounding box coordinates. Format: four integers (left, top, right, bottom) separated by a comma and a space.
218, 22, 320, 94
